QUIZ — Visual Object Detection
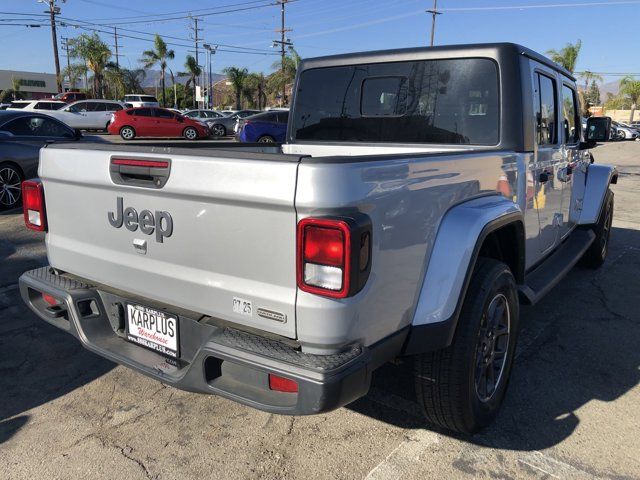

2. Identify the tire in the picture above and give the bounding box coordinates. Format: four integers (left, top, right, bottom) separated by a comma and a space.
257, 135, 276, 143
183, 127, 199, 140
619, 130, 626, 140
0, 162, 24, 211
414, 257, 520, 434
210, 124, 226, 138
119, 126, 135, 140
582, 189, 614, 269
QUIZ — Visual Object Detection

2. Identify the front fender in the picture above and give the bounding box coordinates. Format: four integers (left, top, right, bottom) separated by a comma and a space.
403, 195, 523, 355
578, 163, 618, 225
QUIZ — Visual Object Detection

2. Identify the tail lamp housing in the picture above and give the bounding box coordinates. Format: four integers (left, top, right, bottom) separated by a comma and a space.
297, 215, 372, 299
22, 180, 47, 232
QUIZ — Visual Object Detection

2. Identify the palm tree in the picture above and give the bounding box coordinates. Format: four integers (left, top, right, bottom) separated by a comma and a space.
546, 40, 582, 73
223, 66, 249, 110
619, 76, 640, 123
69, 33, 112, 98
121, 68, 146, 95
181, 55, 201, 108
579, 70, 603, 93
267, 49, 301, 106
141, 35, 175, 107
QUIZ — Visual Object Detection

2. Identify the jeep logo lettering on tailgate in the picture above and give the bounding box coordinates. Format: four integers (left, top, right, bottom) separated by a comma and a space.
108, 197, 173, 243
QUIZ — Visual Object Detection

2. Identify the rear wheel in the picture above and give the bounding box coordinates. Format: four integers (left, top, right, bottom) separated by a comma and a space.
119, 126, 135, 140
257, 135, 275, 143
0, 163, 24, 211
211, 124, 226, 138
183, 127, 198, 140
414, 257, 520, 434
582, 189, 614, 268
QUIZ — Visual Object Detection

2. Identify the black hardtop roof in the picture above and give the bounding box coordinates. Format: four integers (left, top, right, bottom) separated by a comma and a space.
300, 42, 575, 81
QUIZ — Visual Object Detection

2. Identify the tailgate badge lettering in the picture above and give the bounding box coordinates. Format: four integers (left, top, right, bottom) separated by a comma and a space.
257, 308, 287, 323
108, 197, 173, 243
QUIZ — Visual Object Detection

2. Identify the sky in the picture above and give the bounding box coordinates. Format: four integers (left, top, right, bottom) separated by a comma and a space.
1, 0, 639, 85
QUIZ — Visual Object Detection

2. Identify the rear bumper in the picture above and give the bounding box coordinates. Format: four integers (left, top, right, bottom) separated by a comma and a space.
19, 267, 403, 415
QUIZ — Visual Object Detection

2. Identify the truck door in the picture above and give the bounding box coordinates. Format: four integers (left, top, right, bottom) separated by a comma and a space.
558, 83, 580, 240
532, 69, 564, 254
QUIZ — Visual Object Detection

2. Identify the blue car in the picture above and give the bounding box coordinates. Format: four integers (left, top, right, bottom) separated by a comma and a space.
237, 111, 288, 143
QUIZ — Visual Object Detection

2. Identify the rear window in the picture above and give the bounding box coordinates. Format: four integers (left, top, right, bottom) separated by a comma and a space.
292, 58, 499, 145
140, 96, 158, 102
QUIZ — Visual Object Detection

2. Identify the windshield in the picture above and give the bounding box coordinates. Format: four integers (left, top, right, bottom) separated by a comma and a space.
291, 58, 499, 145
9, 102, 28, 109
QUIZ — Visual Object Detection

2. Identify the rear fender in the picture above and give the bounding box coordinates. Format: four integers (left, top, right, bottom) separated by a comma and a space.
578, 164, 618, 225
403, 195, 523, 355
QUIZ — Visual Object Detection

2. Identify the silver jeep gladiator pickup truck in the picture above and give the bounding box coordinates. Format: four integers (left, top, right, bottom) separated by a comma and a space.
19, 43, 617, 434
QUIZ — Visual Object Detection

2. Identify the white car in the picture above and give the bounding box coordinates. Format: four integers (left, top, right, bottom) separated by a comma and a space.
7, 100, 66, 111
44, 99, 129, 130
123, 94, 159, 108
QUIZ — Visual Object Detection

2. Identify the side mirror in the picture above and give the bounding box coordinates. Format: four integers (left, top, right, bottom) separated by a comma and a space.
177, 116, 185, 123
585, 116, 611, 143
74, 128, 83, 139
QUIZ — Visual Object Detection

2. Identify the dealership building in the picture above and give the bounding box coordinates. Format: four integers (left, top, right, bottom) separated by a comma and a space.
0, 69, 60, 100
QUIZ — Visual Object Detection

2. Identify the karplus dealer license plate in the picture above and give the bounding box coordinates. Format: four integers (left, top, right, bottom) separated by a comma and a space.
126, 303, 179, 358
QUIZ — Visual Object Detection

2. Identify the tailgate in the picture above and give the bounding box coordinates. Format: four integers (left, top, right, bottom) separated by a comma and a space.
39, 146, 300, 339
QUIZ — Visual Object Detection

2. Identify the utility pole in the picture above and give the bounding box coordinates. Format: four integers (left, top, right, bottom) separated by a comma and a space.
44, 0, 64, 93
426, 0, 442, 47
189, 16, 203, 106
112, 27, 123, 99
273, 0, 293, 107
60, 36, 71, 90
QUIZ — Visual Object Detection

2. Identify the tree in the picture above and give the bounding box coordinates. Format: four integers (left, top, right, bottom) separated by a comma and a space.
181, 55, 201, 108
579, 70, 603, 94
546, 40, 582, 73
69, 33, 112, 98
62, 63, 86, 92
619, 76, 640, 123
267, 49, 301, 106
223, 66, 249, 110
141, 35, 175, 107
587, 80, 601, 106
121, 68, 146, 95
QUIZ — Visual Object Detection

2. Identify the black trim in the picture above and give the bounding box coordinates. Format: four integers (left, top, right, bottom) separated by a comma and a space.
19, 266, 407, 415
402, 212, 524, 356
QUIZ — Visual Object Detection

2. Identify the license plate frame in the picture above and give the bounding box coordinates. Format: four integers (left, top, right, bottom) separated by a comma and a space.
125, 303, 180, 358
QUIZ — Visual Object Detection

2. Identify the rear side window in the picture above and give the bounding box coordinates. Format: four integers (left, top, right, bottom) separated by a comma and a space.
562, 84, 579, 144
292, 58, 499, 145
535, 73, 557, 145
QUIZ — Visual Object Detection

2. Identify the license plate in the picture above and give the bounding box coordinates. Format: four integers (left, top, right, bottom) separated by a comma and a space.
126, 304, 179, 358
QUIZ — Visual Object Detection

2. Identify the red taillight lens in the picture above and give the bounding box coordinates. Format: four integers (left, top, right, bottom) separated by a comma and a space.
304, 226, 344, 266
22, 180, 47, 232
268, 374, 298, 393
297, 218, 351, 298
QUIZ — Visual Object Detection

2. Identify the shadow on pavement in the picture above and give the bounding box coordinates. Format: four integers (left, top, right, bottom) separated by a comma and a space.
348, 226, 640, 450
0, 255, 115, 445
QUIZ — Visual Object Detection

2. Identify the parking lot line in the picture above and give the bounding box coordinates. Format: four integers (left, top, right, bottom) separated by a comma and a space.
364, 428, 440, 480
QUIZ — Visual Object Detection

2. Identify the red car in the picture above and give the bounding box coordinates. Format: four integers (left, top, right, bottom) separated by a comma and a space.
107, 107, 210, 140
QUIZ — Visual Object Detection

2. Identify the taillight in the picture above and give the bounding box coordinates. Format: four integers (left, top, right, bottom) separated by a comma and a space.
22, 180, 47, 231
297, 216, 372, 299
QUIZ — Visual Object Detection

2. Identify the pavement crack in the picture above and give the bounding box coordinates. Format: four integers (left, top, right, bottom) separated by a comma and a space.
115, 444, 154, 480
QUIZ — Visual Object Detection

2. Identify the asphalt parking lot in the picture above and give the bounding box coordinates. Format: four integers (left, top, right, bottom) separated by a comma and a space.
1, 141, 639, 480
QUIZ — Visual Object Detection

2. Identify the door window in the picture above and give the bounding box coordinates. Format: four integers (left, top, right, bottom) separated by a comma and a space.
133, 108, 152, 117
0, 116, 74, 137
535, 73, 557, 145
562, 85, 579, 144
155, 109, 174, 119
